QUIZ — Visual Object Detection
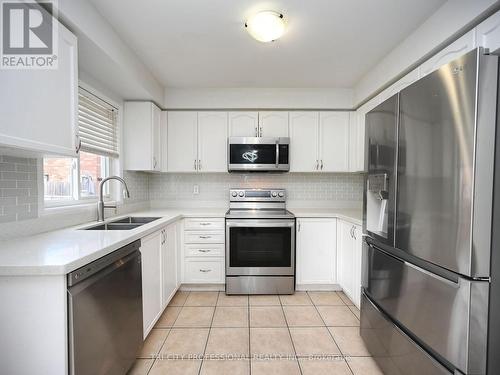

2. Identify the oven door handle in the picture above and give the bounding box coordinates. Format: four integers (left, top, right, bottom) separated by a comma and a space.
226, 219, 296, 228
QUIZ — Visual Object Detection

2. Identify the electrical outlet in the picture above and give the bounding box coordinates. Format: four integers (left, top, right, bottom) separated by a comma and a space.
193, 184, 199, 195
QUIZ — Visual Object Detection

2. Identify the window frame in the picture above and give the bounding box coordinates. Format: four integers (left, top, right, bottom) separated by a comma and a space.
42, 83, 122, 210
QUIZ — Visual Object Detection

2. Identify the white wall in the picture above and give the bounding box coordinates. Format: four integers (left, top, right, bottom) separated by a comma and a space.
354, 0, 498, 105
164, 88, 353, 109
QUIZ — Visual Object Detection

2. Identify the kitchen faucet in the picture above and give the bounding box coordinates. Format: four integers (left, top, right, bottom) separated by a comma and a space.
97, 176, 130, 221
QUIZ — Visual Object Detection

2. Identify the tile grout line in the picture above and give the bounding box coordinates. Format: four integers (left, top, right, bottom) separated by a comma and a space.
146, 290, 191, 375
307, 291, 355, 375
280, 293, 304, 375
197, 292, 218, 375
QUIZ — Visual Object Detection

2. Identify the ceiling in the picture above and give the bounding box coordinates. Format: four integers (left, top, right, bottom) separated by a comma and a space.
89, 0, 446, 89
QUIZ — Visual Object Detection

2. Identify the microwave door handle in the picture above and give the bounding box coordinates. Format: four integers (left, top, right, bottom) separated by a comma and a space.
276, 140, 279, 168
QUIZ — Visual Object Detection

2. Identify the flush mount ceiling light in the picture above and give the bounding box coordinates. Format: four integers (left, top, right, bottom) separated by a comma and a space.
245, 11, 286, 43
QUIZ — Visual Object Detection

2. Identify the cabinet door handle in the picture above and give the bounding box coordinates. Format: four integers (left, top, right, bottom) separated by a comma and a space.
350, 226, 354, 238
320, 160, 324, 170
255, 126, 258, 137
75, 135, 81, 153
315, 160, 319, 170
199, 269, 212, 273
259, 126, 263, 137
194, 159, 197, 170
297, 221, 301, 232
198, 159, 202, 170
353, 226, 357, 240
153, 157, 157, 169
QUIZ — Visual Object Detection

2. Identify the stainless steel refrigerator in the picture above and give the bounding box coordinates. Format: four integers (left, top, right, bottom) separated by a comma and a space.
361, 47, 500, 375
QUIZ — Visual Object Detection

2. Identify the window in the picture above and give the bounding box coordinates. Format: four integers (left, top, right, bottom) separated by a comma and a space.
43, 87, 118, 206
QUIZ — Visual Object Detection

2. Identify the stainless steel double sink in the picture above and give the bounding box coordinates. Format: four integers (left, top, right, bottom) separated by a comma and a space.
82, 217, 161, 231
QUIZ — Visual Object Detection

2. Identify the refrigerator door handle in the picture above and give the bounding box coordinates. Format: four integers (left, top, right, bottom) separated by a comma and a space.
404, 261, 459, 288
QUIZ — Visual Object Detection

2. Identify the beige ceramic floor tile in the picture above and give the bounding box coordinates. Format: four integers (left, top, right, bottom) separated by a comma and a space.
279, 292, 312, 305
328, 327, 371, 356
212, 307, 248, 327
249, 295, 281, 306
348, 357, 384, 375
205, 328, 249, 357
251, 359, 301, 375
184, 291, 219, 306
149, 359, 201, 375
174, 306, 214, 327
308, 291, 345, 306
217, 292, 249, 306
250, 306, 286, 327
283, 306, 324, 326
250, 328, 295, 356
349, 305, 361, 320
155, 307, 182, 328
200, 359, 250, 375
127, 359, 153, 375
338, 291, 354, 306
317, 306, 360, 326
289, 327, 340, 356
160, 328, 209, 357
138, 329, 169, 359
168, 291, 190, 306
298, 358, 352, 375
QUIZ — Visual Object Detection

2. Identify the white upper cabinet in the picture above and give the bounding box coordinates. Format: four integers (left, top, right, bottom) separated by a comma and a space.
296, 218, 337, 286
476, 11, 500, 53
167, 111, 198, 172
0, 21, 78, 157
124, 102, 162, 172
228, 112, 259, 137
259, 111, 289, 137
160, 111, 168, 172
197, 112, 228, 172
319, 112, 349, 172
420, 30, 476, 77
289, 112, 319, 172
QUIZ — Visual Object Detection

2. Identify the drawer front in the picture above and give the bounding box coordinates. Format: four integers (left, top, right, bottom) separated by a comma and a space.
184, 218, 224, 231
365, 243, 488, 374
184, 231, 225, 244
184, 259, 224, 283
360, 292, 451, 375
186, 244, 224, 257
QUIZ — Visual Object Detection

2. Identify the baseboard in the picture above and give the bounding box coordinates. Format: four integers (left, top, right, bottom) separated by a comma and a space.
296, 283, 342, 291
180, 283, 225, 292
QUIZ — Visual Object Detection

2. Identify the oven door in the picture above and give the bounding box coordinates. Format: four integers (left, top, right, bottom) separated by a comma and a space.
226, 219, 295, 276
228, 137, 289, 172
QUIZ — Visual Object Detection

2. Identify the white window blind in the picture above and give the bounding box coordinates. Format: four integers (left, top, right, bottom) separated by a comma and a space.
78, 87, 119, 157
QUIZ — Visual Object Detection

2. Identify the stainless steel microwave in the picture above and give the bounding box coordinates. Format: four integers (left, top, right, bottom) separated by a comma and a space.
228, 137, 290, 172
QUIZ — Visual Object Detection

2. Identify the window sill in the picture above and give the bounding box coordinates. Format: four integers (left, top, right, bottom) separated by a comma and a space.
42, 200, 118, 217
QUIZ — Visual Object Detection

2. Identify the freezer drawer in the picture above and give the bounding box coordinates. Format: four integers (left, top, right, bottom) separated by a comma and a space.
364, 243, 488, 374
360, 292, 451, 375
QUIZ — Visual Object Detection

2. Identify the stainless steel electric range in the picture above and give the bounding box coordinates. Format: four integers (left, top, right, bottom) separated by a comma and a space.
225, 188, 295, 295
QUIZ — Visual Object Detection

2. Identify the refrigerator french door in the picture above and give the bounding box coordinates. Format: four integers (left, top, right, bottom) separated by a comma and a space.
362, 48, 499, 375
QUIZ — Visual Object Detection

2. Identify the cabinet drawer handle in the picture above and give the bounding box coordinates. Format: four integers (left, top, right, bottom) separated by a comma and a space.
198, 249, 210, 253
199, 223, 211, 226
199, 235, 211, 239
199, 269, 212, 273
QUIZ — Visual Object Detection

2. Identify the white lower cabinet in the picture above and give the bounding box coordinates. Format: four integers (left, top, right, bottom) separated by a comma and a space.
140, 230, 163, 337
182, 218, 225, 284
296, 218, 337, 286
161, 223, 178, 309
337, 220, 362, 308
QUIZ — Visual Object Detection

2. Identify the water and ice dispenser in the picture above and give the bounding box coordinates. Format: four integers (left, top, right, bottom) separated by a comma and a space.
366, 173, 389, 238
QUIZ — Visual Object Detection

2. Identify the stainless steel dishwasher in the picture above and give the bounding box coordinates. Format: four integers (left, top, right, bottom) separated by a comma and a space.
67, 240, 143, 375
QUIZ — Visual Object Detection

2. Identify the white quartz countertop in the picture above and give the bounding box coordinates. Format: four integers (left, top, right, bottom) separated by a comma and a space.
0, 208, 226, 276
0, 207, 362, 276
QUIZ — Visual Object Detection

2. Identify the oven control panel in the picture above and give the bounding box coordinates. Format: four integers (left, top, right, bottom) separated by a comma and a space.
229, 188, 286, 202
